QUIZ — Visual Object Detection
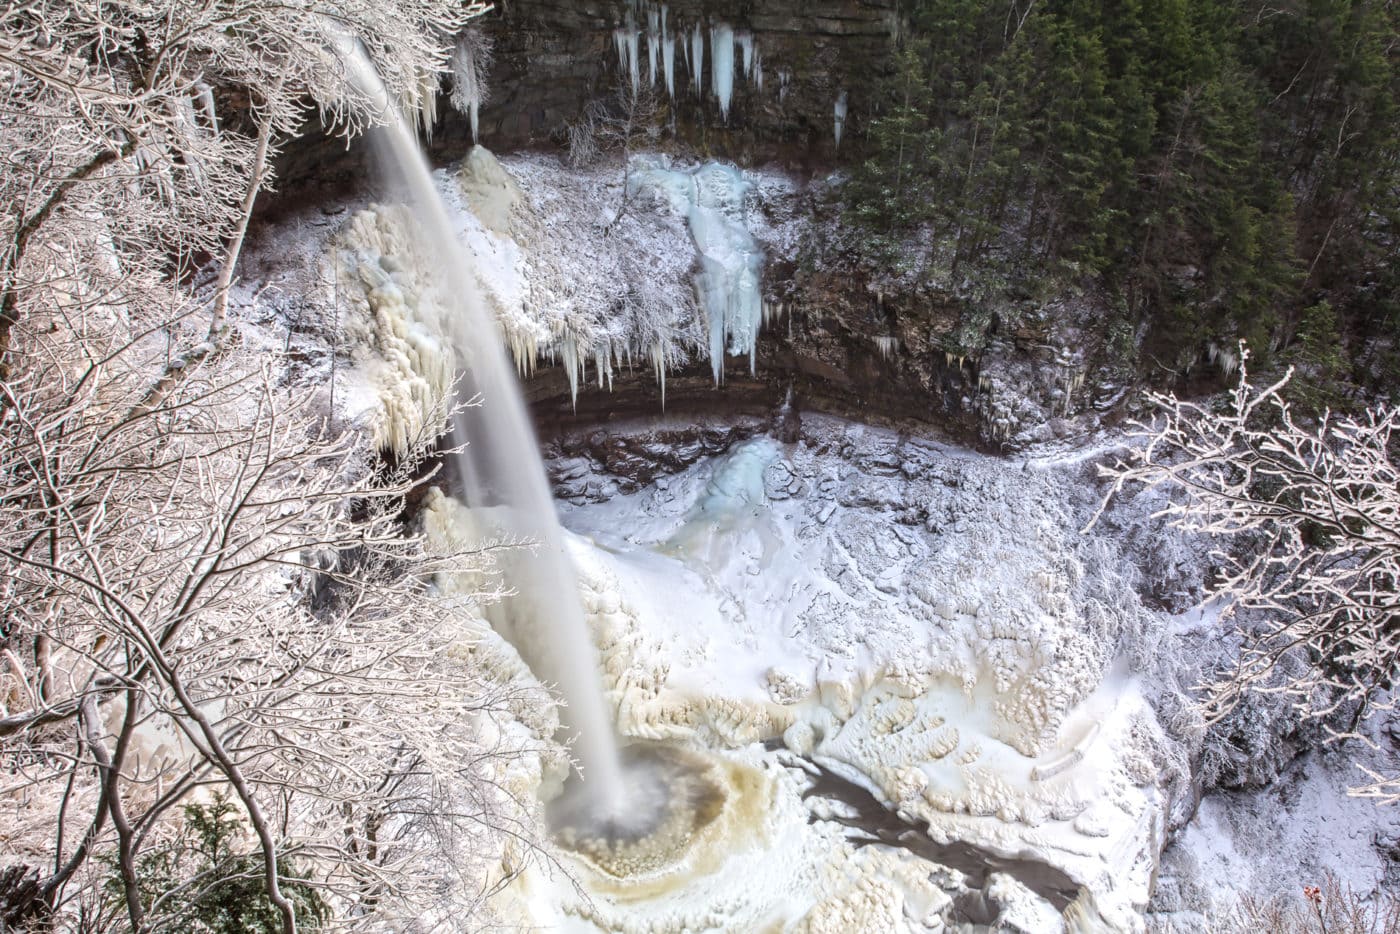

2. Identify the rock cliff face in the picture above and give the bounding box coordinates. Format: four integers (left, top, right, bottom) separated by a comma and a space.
271, 0, 894, 202
505, 152, 1114, 452
459, 0, 895, 167
260, 0, 1124, 451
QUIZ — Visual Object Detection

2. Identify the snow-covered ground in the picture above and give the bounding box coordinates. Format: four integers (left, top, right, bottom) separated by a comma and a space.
448, 416, 1185, 932
443, 415, 1393, 933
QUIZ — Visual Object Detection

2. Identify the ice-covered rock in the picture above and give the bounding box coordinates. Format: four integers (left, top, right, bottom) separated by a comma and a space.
456, 145, 523, 237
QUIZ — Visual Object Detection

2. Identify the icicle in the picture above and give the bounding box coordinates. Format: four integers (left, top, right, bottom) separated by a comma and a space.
628, 29, 641, 95
834, 90, 848, 148
754, 50, 763, 92
560, 333, 581, 411
778, 69, 791, 103
508, 331, 540, 377
1207, 341, 1239, 377
876, 336, 898, 360
613, 25, 642, 95
416, 71, 437, 142
737, 32, 755, 79
614, 28, 629, 70
647, 9, 660, 86
595, 344, 610, 390
690, 23, 704, 95
711, 23, 735, 121
662, 37, 677, 98
650, 342, 667, 409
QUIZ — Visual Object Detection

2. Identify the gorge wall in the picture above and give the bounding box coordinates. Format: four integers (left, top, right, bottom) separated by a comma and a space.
458, 0, 894, 166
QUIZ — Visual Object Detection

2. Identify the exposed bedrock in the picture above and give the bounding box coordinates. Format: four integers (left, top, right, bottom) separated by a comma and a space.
268, 0, 892, 207
455, 0, 894, 166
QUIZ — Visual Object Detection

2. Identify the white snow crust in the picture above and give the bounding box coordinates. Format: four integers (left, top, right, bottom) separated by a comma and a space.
476, 416, 1195, 932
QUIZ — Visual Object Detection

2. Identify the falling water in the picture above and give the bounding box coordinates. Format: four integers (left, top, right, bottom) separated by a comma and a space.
338, 42, 624, 811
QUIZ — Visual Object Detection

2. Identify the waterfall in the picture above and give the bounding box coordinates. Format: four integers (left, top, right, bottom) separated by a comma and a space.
337, 41, 624, 812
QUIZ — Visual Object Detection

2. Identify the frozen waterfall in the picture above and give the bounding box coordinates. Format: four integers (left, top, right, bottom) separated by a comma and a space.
337, 40, 625, 812
629, 158, 765, 384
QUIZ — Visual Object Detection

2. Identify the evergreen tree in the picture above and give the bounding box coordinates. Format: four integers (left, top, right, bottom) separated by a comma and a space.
843, 0, 1396, 392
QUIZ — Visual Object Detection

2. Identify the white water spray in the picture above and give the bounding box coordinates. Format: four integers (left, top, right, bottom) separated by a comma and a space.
338, 42, 624, 810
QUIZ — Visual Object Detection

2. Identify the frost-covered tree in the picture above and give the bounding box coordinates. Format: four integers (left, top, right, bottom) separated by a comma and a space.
0, 0, 489, 378
0, 320, 543, 930
0, 1, 542, 931
565, 78, 661, 228
1094, 355, 1400, 804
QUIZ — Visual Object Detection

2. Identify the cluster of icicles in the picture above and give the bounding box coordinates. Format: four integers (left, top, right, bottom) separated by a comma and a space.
505, 303, 789, 412
612, 2, 850, 151
502, 157, 788, 410
506, 332, 675, 409
613, 2, 761, 123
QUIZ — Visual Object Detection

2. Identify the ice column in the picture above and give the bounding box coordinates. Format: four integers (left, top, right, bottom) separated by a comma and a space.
834, 90, 848, 148
690, 23, 704, 95
711, 23, 735, 121
449, 36, 485, 143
